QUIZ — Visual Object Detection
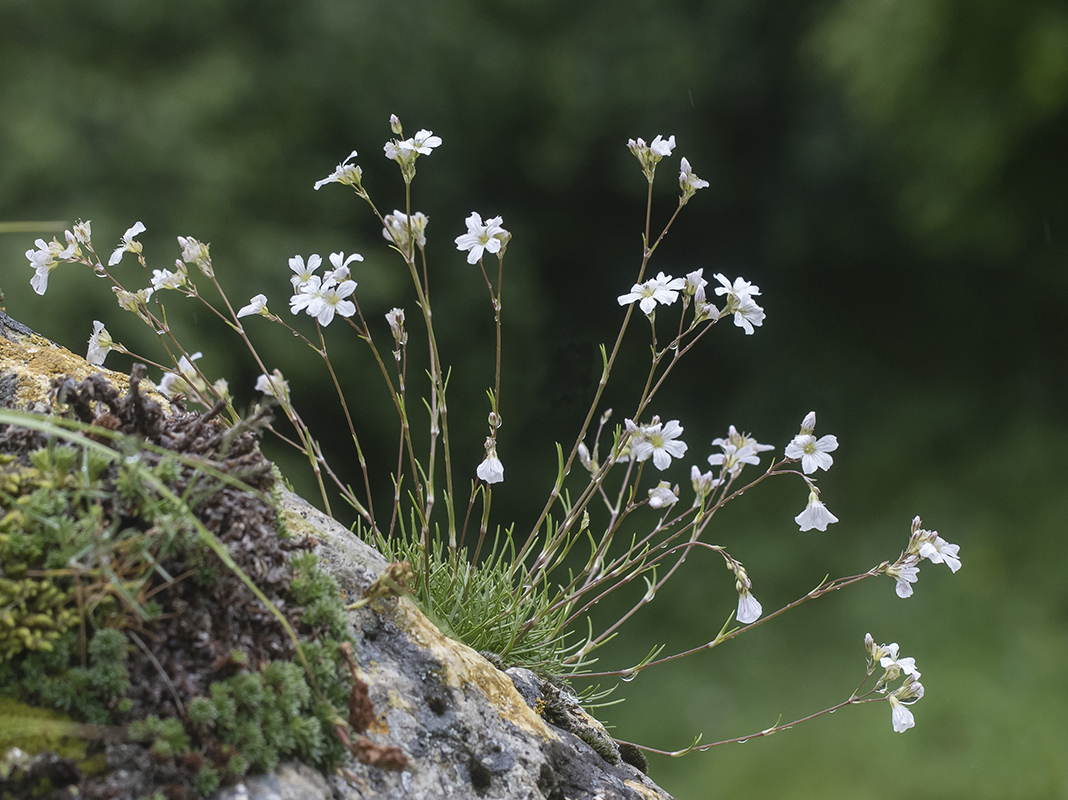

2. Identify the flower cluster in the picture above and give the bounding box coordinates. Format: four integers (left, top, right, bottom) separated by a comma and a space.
865, 634, 925, 732
886, 516, 962, 598
286, 252, 360, 327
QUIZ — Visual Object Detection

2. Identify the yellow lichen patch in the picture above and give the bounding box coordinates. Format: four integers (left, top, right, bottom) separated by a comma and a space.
0, 334, 144, 408
625, 779, 666, 799
393, 598, 556, 740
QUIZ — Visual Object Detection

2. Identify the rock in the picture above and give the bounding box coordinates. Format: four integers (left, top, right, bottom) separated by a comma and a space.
0, 317, 674, 800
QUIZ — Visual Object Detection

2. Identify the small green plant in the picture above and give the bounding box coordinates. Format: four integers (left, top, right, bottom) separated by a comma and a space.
0, 389, 366, 796
20, 118, 962, 759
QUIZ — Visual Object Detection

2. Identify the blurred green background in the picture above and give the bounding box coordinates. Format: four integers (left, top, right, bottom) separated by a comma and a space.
2, 0, 1067, 797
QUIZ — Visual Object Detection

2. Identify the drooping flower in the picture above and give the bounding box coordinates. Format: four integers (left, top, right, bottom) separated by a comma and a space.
679, 157, 709, 202
630, 418, 688, 471
647, 481, 679, 509
886, 556, 921, 598
385, 308, 407, 346
918, 535, 962, 573
794, 489, 839, 532
150, 266, 188, 292
237, 294, 270, 318
86, 321, 119, 366
108, 221, 146, 267
455, 212, 508, 264
26, 232, 78, 295
176, 236, 212, 275
314, 150, 362, 191
476, 440, 504, 484
617, 272, 687, 315
255, 369, 291, 407
690, 464, 722, 505
159, 351, 204, 396
736, 589, 763, 624
383, 210, 429, 250
888, 675, 924, 733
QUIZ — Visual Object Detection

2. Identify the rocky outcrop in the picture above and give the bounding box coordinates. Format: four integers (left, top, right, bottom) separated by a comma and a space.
0, 313, 673, 800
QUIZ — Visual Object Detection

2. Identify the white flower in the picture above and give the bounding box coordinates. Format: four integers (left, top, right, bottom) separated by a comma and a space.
649, 134, 675, 156
108, 221, 146, 266
72, 220, 92, 244
627, 135, 677, 178
455, 212, 508, 264
736, 589, 762, 624
878, 643, 921, 682
888, 676, 924, 733
918, 535, 962, 573
785, 428, 839, 474
26, 233, 78, 295
708, 425, 774, 475
383, 210, 429, 250
794, 489, 839, 532
690, 464, 722, 505
290, 275, 324, 315
308, 279, 357, 326
403, 129, 443, 155
159, 351, 204, 396
150, 266, 188, 291
477, 440, 505, 484
385, 307, 407, 345
616, 271, 687, 315
255, 369, 291, 407
684, 268, 707, 297
630, 418, 688, 471
289, 254, 322, 290
647, 481, 678, 509
679, 157, 709, 202
887, 556, 920, 598
731, 294, 765, 335
86, 321, 119, 366
713, 273, 761, 302
314, 150, 362, 191
237, 294, 270, 318
325, 251, 363, 283
176, 236, 212, 275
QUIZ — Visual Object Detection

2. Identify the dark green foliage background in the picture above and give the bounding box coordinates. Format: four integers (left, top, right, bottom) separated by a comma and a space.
2, 1, 1067, 796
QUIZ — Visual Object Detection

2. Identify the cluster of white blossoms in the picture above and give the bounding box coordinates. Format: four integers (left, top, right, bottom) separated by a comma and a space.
865, 634, 926, 732
616, 269, 764, 335
886, 516, 962, 598
286, 252, 361, 327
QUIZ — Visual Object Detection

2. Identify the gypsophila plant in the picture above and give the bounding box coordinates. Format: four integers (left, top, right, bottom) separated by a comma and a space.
24, 116, 962, 755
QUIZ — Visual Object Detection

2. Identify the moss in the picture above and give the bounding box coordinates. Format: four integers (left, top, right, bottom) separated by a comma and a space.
0, 371, 363, 797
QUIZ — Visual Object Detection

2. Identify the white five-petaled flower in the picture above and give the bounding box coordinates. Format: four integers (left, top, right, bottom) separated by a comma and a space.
150, 266, 188, 292
455, 212, 508, 264
708, 425, 774, 475
878, 643, 921, 683
477, 440, 504, 484
237, 294, 270, 319
736, 588, 762, 624
918, 535, 962, 573
647, 481, 678, 509
785, 412, 839, 474
629, 418, 688, 471
617, 271, 687, 315
308, 279, 358, 327
887, 556, 920, 598
27, 232, 78, 295
679, 157, 709, 202
314, 150, 362, 191
86, 321, 119, 366
690, 465, 722, 505
108, 221, 146, 267
159, 351, 204, 396
403, 129, 443, 155
290, 275, 323, 316
255, 369, 291, 407
684, 268, 708, 297
326, 251, 364, 283
290, 254, 322, 290
713, 273, 765, 335
888, 676, 924, 733
383, 210, 429, 250
794, 489, 839, 532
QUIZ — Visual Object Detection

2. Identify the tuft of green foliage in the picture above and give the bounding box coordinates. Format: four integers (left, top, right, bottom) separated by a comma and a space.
376, 526, 588, 679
